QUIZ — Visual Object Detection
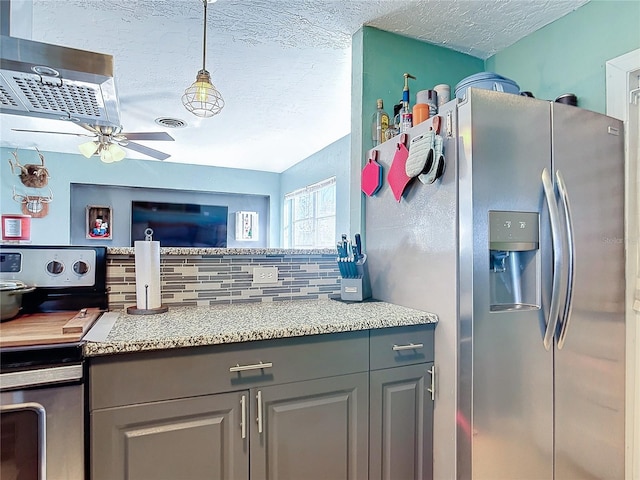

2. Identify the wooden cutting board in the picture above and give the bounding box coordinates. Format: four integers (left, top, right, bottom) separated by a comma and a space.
0, 308, 102, 348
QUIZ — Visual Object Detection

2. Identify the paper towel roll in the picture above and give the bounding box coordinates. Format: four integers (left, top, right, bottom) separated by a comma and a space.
134, 240, 161, 310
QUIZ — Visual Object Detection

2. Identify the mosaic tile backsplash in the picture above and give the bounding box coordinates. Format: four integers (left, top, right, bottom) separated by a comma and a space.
106, 252, 341, 311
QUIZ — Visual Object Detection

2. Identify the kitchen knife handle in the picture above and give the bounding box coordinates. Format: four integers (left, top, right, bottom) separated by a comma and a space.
555, 170, 575, 350
229, 361, 273, 373
392, 343, 424, 351
542, 168, 563, 351
354, 233, 362, 258
240, 394, 247, 439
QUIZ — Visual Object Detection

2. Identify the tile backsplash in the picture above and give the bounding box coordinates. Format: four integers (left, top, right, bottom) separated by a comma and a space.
107, 252, 341, 311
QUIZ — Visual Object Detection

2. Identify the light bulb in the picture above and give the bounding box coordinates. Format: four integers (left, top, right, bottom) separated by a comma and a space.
182, 70, 224, 118
195, 81, 210, 103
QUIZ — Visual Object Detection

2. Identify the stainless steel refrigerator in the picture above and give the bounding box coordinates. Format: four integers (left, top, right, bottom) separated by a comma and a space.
365, 88, 625, 479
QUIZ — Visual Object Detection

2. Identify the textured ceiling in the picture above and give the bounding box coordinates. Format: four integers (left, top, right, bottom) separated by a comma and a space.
0, 0, 588, 172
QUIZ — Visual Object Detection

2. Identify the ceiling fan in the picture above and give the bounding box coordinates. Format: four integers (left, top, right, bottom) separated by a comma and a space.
12, 124, 175, 163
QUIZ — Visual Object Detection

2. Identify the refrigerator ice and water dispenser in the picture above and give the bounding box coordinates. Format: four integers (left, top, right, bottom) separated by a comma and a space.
489, 211, 540, 312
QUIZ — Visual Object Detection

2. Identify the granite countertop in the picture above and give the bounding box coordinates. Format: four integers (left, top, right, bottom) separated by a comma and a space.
107, 247, 336, 256
83, 299, 438, 357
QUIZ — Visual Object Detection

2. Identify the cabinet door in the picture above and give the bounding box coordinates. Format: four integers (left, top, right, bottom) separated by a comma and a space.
251, 372, 369, 480
369, 362, 434, 480
91, 391, 248, 480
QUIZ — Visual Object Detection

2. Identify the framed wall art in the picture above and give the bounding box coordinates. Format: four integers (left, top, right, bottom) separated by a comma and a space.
86, 205, 112, 240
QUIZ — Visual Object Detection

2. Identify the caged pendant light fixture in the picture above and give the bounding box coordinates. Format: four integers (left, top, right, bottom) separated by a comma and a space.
182, 0, 224, 118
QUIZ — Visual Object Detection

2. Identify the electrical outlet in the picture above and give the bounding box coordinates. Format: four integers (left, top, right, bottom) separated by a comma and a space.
253, 266, 279, 284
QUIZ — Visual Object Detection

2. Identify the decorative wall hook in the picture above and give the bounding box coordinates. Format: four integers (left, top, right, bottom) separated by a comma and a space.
8, 148, 50, 188
12, 186, 53, 218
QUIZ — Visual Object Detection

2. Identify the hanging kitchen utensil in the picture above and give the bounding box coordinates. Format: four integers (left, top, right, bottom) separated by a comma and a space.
418, 133, 445, 184
387, 134, 412, 202
361, 149, 384, 196
405, 131, 435, 178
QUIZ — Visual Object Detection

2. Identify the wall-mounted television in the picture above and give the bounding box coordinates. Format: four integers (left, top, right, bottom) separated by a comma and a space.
131, 201, 228, 247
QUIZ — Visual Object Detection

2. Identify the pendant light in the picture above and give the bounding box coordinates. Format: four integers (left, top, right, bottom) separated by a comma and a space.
182, 0, 224, 118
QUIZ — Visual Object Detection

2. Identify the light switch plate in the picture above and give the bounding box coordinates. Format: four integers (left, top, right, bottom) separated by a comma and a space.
253, 266, 278, 284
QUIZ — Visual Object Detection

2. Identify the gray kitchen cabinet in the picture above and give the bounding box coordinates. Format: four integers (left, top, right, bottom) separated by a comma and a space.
250, 373, 369, 480
369, 363, 434, 480
88, 325, 435, 480
91, 390, 248, 480
89, 330, 370, 480
369, 325, 435, 480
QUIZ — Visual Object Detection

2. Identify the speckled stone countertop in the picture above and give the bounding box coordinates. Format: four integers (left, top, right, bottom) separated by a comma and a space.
83, 299, 437, 357
107, 247, 336, 256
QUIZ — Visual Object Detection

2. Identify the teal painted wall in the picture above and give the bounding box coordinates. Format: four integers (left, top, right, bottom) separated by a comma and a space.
350, 26, 484, 239
280, 135, 351, 243
486, 0, 640, 114
0, 147, 281, 246
362, 27, 484, 150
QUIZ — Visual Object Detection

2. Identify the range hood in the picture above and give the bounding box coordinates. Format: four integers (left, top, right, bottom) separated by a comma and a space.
0, 35, 120, 127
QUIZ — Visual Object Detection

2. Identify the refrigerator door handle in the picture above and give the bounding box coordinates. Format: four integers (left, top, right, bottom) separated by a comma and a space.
555, 170, 575, 349
542, 168, 563, 351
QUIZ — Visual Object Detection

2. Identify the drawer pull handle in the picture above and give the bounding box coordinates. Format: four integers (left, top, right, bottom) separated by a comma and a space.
229, 361, 273, 373
392, 343, 424, 352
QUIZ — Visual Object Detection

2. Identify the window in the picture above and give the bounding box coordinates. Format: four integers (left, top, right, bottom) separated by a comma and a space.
283, 177, 336, 248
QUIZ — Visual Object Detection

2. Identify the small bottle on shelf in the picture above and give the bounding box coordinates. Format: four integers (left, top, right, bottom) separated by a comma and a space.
371, 99, 389, 147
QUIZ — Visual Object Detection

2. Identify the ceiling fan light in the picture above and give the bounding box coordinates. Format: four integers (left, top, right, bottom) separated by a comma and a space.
79, 140, 99, 158
110, 143, 127, 162
100, 143, 126, 163
99, 148, 115, 163
182, 70, 224, 118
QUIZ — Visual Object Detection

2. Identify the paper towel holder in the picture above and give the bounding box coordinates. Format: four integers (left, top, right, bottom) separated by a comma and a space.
127, 228, 169, 315
126, 282, 169, 315
127, 301, 169, 315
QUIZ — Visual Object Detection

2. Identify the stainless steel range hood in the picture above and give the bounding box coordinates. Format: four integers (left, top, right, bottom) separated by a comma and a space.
0, 35, 120, 127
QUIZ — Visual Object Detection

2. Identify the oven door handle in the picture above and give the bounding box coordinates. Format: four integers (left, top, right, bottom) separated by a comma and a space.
0, 364, 83, 390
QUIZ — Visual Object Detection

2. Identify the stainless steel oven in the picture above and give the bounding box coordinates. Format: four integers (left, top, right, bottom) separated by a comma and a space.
0, 246, 108, 480
1, 349, 85, 479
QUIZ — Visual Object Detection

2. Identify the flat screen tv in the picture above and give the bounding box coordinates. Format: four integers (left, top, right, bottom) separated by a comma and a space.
131, 201, 228, 247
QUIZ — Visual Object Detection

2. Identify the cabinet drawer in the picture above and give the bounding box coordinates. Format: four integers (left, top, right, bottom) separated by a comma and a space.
370, 324, 434, 370
90, 330, 369, 410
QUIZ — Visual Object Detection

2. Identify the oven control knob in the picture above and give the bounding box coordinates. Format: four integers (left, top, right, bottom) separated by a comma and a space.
73, 261, 90, 275
46, 260, 64, 275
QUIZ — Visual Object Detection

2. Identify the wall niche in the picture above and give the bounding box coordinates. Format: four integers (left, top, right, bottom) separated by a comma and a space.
70, 184, 269, 248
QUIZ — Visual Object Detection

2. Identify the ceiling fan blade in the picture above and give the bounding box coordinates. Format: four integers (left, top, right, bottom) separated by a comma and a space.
121, 132, 175, 141
11, 128, 94, 137
79, 123, 104, 135
124, 141, 171, 161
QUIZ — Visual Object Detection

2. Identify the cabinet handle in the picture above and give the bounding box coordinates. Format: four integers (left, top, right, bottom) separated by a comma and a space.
392, 343, 424, 351
427, 366, 435, 401
256, 390, 263, 434
240, 395, 247, 439
229, 361, 273, 372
